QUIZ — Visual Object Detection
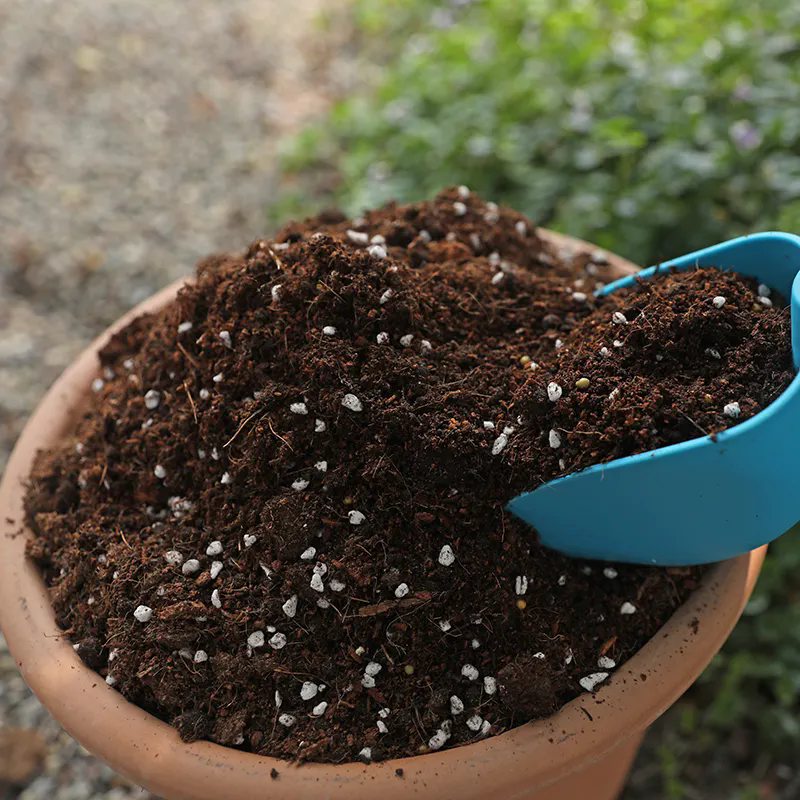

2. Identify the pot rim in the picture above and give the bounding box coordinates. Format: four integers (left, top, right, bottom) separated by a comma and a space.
0, 232, 766, 800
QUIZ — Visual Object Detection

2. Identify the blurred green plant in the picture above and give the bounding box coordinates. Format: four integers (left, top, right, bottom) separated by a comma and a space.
278, 0, 800, 265
656, 742, 686, 799
623, 530, 800, 797
699, 527, 800, 760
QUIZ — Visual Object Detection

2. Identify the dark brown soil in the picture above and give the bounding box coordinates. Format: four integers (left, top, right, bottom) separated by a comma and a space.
511, 268, 794, 485
23, 188, 792, 764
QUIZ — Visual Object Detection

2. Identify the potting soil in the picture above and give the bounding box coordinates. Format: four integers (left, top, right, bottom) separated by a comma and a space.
24, 188, 792, 762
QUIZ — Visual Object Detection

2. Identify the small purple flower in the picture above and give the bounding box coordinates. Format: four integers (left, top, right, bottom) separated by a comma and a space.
730, 120, 761, 151
733, 80, 752, 102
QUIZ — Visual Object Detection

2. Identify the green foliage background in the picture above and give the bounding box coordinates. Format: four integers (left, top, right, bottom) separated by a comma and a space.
282, 0, 800, 266
279, 1, 800, 792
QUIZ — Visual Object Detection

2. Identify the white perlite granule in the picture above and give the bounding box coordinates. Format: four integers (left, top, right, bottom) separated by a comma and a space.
491, 432, 509, 455
269, 632, 287, 650
181, 559, 201, 576
438, 545, 456, 566
300, 681, 318, 701
579, 672, 609, 692
547, 382, 563, 402
133, 605, 153, 623
368, 244, 388, 259
428, 729, 450, 751
466, 715, 483, 732
347, 230, 369, 245
723, 402, 741, 418
282, 595, 298, 618
341, 394, 363, 412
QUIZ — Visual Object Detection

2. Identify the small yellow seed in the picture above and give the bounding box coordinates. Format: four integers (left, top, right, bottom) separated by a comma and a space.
516, 599, 527, 610
752, 303, 762, 312
576, 378, 590, 390
343, 496, 353, 506
519, 355, 531, 366
404, 664, 415, 675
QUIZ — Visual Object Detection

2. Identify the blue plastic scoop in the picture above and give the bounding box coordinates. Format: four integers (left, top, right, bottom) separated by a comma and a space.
507, 232, 800, 566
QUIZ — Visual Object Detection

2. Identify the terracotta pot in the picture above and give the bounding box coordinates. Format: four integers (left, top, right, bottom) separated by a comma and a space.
0, 231, 766, 800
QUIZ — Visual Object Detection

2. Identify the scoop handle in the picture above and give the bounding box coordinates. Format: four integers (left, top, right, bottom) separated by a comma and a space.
793, 269, 800, 371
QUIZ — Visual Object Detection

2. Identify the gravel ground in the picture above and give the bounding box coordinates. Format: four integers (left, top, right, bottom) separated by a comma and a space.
0, 0, 349, 796
0, 0, 355, 474
0, 647, 148, 800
